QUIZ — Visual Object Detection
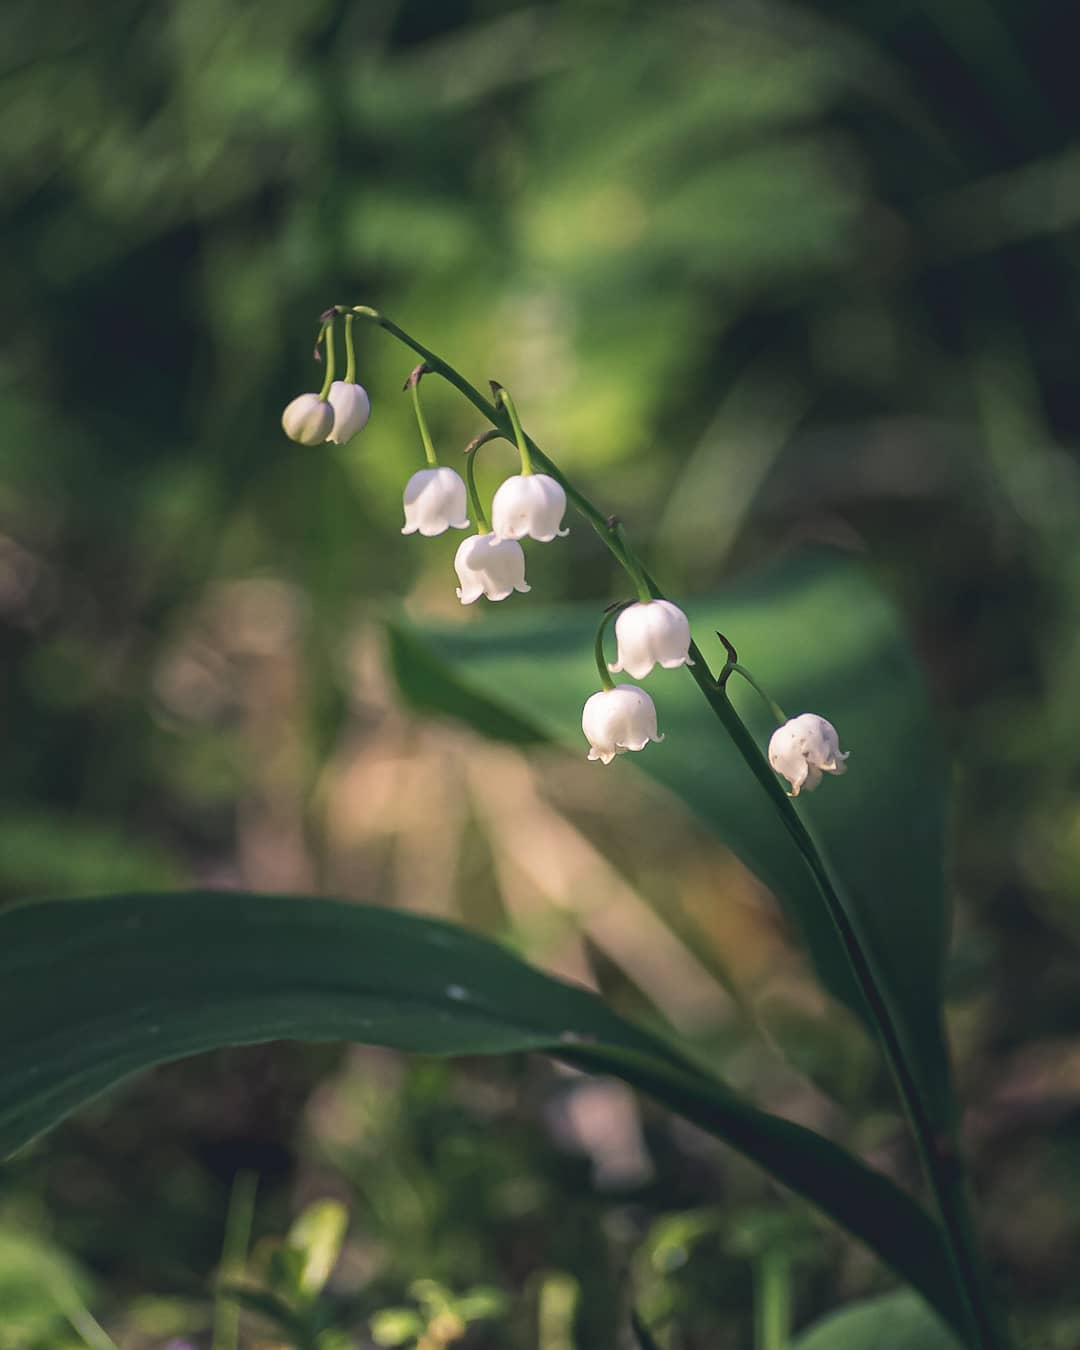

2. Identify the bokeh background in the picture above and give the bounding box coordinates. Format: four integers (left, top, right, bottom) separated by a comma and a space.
3, 0, 1080, 1346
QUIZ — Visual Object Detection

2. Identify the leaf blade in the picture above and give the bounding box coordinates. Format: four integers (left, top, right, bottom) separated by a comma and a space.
0, 891, 964, 1337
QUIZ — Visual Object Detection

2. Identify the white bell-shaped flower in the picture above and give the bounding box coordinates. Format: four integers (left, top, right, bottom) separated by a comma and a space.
491, 473, 568, 542
326, 380, 371, 445
454, 532, 530, 604
768, 713, 849, 797
282, 393, 334, 445
401, 467, 470, 537
582, 685, 664, 766
609, 600, 693, 680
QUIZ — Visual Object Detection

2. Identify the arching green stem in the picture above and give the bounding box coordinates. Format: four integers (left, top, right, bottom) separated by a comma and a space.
594, 603, 633, 691
491, 383, 533, 475
407, 366, 438, 467
339, 301, 1006, 1350
463, 429, 506, 536
729, 663, 789, 726
343, 312, 357, 385
316, 321, 335, 401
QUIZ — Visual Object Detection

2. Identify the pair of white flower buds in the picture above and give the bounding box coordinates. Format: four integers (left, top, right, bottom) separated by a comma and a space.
282, 370, 848, 796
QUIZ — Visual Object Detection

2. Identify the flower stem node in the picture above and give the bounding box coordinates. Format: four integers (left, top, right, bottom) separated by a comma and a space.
582, 685, 664, 765
610, 600, 694, 679
491, 474, 568, 542
282, 393, 334, 445
326, 381, 371, 444
402, 468, 470, 537
768, 713, 849, 797
454, 533, 530, 604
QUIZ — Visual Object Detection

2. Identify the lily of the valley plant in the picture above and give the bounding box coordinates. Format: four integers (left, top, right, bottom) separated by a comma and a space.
278, 303, 1007, 1350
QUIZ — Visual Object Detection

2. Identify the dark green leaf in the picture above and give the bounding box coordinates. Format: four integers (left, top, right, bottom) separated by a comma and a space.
0, 891, 964, 1337
387, 550, 954, 1127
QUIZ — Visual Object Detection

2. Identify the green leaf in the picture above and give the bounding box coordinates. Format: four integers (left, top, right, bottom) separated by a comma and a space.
0, 891, 965, 1337
385, 549, 954, 1127
791, 1290, 965, 1349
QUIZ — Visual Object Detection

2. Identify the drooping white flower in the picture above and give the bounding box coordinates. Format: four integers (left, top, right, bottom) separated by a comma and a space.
609, 600, 693, 680
582, 685, 664, 766
325, 380, 371, 444
454, 532, 530, 604
491, 473, 568, 542
282, 393, 334, 445
768, 713, 849, 796
401, 467, 470, 537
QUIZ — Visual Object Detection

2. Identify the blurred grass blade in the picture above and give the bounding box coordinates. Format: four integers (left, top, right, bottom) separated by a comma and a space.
385, 548, 956, 1129
212, 1171, 257, 1350
0, 891, 965, 1336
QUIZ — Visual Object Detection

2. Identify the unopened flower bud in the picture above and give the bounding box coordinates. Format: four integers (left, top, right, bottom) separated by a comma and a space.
768, 713, 849, 796
491, 473, 568, 542
326, 380, 371, 444
454, 533, 530, 604
401, 467, 470, 537
609, 600, 693, 680
582, 685, 664, 765
282, 393, 333, 445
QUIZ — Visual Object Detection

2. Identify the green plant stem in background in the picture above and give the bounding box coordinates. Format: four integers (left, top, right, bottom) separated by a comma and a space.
54, 1284, 120, 1350
212, 1170, 258, 1350
344, 305, 1008, 1350
755, 1251, 791, 1350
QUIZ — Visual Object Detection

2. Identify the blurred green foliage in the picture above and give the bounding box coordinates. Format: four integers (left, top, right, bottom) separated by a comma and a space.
3, 0, 1080, 1345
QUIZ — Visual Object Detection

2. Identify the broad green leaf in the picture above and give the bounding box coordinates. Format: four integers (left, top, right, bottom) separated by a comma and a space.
0, 891, 965, 1337
792, 1290, 965, 1349
385, 549, 954, 1127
